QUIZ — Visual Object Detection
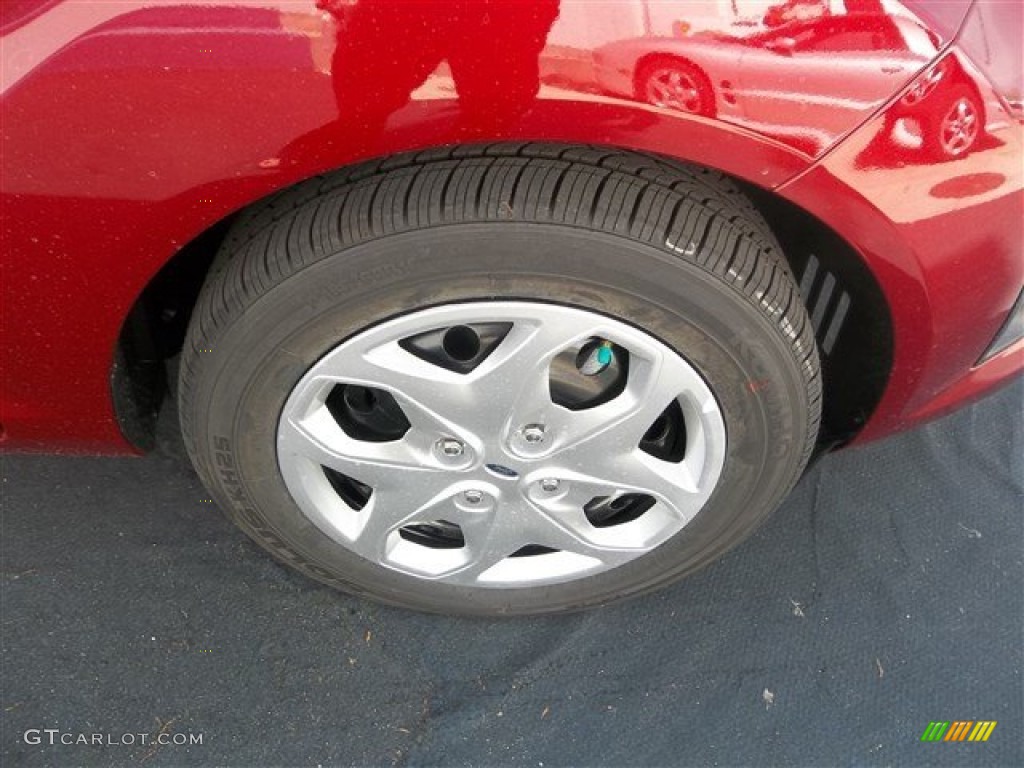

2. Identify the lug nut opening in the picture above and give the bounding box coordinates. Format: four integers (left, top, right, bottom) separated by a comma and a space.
509, 544, 559, 558
584, 493, 656, 528
399, 520, 466, 549
550, 337, 629, 411
343, 385, 377, 413
442, 325, 481, 362
322, 467, 373, 511
327, 383, 410, 443
639, 400, 687, 463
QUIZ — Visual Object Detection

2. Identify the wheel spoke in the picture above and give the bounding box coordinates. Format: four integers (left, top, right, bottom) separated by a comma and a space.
539, 350, 698, 459
517, 498, 631, 560
455, 497, 636, 580
556, 450, 703, 523
278, 406, 443, 488
451, 517, 522, 580
457, 319, 582, 434
322, 343, 476, 436
650, 81, 671, 104
353, 482, 459, 556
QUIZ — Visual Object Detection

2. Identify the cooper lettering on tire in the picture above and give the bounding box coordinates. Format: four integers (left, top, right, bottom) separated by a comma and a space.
179, 144, 821, 615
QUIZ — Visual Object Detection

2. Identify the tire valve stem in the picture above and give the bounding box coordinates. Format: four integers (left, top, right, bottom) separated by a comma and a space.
578, 339, 614, 376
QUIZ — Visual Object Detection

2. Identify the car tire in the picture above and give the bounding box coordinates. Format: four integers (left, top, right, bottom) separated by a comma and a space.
179, 143, 821, 615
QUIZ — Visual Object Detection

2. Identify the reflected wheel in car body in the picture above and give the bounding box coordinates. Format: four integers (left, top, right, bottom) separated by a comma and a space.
638, 58, 715, 117
179, 144, 821, 615
924, 83, 982, 160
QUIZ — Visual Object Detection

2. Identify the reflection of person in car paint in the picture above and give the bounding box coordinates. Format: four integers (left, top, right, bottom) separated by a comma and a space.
763, 0, 829, 28
318, 0, 559, 135
763, 0, 890, 27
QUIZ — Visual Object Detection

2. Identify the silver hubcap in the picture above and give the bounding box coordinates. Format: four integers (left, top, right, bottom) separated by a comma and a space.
277, 302, 726, 588
940, 97, 978, 156
645, 68, 702, 113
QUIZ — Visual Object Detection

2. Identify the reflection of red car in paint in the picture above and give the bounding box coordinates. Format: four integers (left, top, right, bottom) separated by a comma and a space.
594, 12, 987, 158
2, 0, 1021, 616
882, 55, 986, 160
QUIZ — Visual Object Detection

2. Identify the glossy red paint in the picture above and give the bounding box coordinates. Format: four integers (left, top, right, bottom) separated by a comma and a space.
1, 0, 1020, 453
780, 39, 1024, 440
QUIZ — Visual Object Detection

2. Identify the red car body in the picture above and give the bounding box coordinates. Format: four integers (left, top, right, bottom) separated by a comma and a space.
1, 0, 1021, 455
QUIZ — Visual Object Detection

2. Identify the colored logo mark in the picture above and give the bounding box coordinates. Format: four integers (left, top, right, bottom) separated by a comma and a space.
920, 721, 997, 742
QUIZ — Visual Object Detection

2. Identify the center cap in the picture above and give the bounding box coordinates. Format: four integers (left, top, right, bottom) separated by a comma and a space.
484, 463, 519, 479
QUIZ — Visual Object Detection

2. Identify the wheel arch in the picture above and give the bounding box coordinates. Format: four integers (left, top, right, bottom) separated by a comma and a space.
114, 144, 893, 455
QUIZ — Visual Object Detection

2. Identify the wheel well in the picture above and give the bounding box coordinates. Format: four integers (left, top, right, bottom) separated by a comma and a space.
114, 147, 892, 453
112, 216, 233, 448
739, 181, 893, 449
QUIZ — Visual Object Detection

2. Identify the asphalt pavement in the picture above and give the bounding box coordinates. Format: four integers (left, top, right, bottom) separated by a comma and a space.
2, 380, 1021, 767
